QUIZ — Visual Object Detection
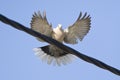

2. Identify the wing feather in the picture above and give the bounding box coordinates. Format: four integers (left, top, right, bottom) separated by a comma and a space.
64, 12, 91, 44
31, 11, 53, 42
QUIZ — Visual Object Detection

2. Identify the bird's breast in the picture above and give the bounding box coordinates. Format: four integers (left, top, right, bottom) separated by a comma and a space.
52, 29, 65, 42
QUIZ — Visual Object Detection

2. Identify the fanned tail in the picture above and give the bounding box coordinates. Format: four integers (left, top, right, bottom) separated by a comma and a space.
33, 45, 75, 66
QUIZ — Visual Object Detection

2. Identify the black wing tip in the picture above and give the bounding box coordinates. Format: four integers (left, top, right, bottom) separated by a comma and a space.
31, 10, 49, 23
77, 12, 91, 20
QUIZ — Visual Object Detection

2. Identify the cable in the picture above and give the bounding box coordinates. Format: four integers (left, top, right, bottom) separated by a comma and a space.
0, 14, 120, 76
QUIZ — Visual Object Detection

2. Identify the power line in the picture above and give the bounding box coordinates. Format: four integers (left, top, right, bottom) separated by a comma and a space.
0, 14, 120, 76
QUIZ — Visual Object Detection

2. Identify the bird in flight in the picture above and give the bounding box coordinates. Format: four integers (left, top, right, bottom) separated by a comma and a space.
31, 11, 91, 66
1, 13, 120, 76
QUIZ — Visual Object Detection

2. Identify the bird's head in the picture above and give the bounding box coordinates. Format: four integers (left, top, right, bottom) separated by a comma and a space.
57, 24, 62, 29
54, 24, 63, 32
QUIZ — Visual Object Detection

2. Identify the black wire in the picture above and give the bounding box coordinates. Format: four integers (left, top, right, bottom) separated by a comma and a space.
0, 14, 120, 76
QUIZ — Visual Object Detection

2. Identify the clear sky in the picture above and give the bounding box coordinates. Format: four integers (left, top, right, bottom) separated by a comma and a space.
0, 0, 120, 80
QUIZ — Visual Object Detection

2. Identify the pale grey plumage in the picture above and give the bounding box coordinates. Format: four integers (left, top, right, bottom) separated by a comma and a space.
64, 12, 91, 44
31, 11, 53, 41
31, 11, 91, 66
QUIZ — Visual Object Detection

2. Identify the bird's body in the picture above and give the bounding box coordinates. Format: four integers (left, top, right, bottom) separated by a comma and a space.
31, 11, 91, 66
52, 24, 65, 42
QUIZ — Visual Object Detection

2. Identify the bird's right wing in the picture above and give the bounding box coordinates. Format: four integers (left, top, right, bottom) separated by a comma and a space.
31, 11, 53, 42
64, 12, 91, 44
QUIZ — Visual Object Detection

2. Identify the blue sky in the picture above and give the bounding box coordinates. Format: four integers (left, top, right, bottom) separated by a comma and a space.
0, 0, 120, 80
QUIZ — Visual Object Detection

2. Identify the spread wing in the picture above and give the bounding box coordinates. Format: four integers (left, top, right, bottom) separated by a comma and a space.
31, 11, 53, 41
64, 12, 91, 44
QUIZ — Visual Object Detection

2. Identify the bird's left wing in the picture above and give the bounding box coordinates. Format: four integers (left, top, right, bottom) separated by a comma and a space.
31, 11, 53, 42
64, 12, 91, 44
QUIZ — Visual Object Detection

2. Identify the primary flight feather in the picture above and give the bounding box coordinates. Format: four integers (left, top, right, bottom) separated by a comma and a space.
31, 11, 91, 66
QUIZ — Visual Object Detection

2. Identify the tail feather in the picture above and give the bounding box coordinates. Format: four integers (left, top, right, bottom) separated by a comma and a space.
33, 45, 75, 66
